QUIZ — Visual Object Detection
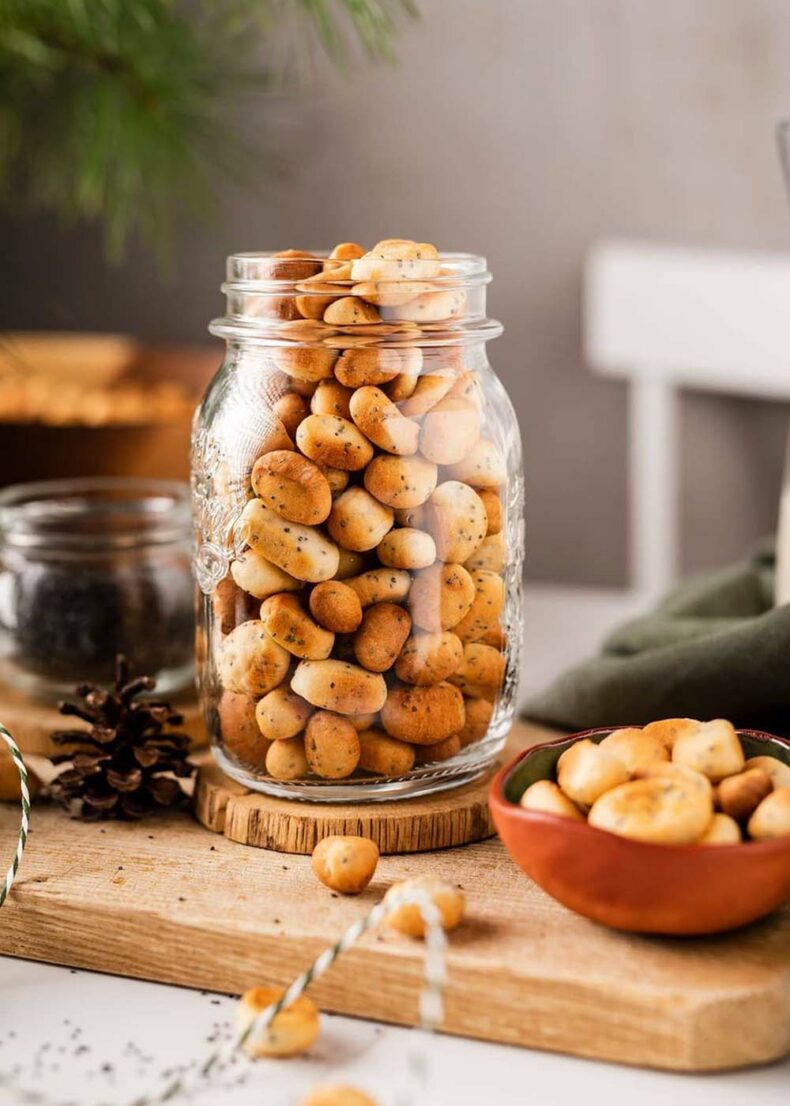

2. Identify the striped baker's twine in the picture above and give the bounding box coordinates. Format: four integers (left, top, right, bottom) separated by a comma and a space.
0, 722, 29, 910
1, 859, 448, 1106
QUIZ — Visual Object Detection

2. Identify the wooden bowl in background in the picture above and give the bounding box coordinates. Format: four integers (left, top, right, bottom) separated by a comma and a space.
489, 727, 790, 935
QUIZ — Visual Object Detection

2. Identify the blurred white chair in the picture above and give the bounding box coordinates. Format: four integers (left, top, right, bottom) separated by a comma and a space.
584, 239, 790, 597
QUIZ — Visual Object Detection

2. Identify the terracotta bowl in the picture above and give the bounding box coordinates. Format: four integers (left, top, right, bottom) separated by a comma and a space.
489, 727, 790, 935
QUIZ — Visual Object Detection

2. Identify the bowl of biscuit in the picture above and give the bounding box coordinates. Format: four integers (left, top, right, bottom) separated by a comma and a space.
489, 719, 790, 934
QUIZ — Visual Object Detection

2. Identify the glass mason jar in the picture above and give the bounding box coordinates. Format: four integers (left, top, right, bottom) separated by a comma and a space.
0, 478, 194, 701
193, 247, 523, 800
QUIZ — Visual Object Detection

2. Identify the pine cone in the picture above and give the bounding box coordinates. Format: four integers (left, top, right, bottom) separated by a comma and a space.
49, 656, 194, 820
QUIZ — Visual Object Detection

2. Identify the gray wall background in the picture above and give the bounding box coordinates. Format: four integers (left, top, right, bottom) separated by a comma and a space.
4, 0, 790, 585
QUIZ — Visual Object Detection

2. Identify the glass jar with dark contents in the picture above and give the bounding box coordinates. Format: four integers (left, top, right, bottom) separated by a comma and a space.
0, 478, 194, 700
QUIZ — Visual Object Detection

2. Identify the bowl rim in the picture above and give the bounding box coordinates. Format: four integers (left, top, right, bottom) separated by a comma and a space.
490, 726, 790, 857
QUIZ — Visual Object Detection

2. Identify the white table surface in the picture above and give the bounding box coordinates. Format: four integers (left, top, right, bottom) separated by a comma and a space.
1, 585, 788, 1105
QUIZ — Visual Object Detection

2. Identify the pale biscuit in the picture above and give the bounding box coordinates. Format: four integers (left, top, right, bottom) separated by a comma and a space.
419, 395, 481, 465
519, 780, 584, 821
671, 719, 745, 782
747, 787, 790, 840
376, 527, 436, 570
464, 531, 507, 573
557, 739, 630, 809
588, 776, 714, 845
327, 487, 394, 552
350, 239, 441, 282
744, 755, 790, 790
251, 450, 332, 525
445, 438, 506, 487
310, 836, 379, 897
345, 568, 412, 607
237, 984, 319, 1058
397, 372, 455, 417
255, 685, 313, 741
291, 659, 388, 715
641, 718, 701, 751
599, 728, 670, 775
218, 620, 290, 696
409, 562, 476, 632
696, 813, 742, 845
240, 499, 339, 583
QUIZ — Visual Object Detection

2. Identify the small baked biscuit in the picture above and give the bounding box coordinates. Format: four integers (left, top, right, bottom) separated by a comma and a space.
449, 643, 505, 700
377, 528, 436, 570
237, 985, 319, 1058
398, 373, 455, 418
409, 562, 475, 632
453, 569, 505, 644
212, 574, 259, 635
671, 719, 745, 782
351, 239, 441, 282
273, 346, 337, 383
464, 531, 506, 573
697, 813, 742, 845
419, 396, 481, 466
394, 631, 463, 686
334, 548, 367, 581
291, 659, 388, 715
255, 685, 313, 741
744, 755, 790, 790
345, 568, 412, 608
456, 697, 493, 747
426, 482, 487, 564
747, 787, 790, 839
334, 347, 402, 388
296, 414, 374, 472
273, 392, 309, 437
309, 580, 363, 633
324, 297, 380, 326
218, 692, 269, 768
633, 761, 714, 801
641, 718, 701, 751
477, 488, 502, 535
231, 551, 302, 602
219, 621, 291, 696
599, 728, 669, 775
327, 487, 394, 553
588, 776, 714, 845
347, 712, 378, 731
447, 370, 484, 410
352, 279, 431, 307
311, 836, 379, 895
260, 593, 335, 660
240, 499, 339, 583
310, 379, 353, 420
383, 876, 464, 937
251, 450, 332, 526
364, 455, 438, 510
357, 728, 415, 775
265, 736, 309, 781
304, 711, 360, 779
329, 242, 365, 261
349, 386, 420, 455
557, 739, 630, 809
445, 439, 506, 487
381, 682, 465, 745
519, 780, 584, 821
353, 602, 412, 673
298, 1085, 378, 1106
319, 465, 350, 497
413, 734, 461, 765
716, 767, 773, 823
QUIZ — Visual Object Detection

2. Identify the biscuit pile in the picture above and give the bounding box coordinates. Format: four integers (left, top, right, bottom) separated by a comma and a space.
520, 718, 790, 844
211, 240, 508, 782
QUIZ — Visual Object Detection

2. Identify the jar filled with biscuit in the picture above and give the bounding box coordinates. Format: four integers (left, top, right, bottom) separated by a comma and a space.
192, 240, 523, 799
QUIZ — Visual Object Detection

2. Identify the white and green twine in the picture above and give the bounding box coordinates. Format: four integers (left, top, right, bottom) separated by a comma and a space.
0, 726, 448, 1106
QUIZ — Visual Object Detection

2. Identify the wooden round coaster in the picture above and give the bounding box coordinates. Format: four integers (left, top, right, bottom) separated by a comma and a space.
192, 726, 542, 855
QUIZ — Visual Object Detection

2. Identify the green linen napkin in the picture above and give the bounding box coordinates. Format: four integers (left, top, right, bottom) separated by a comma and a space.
524, 543, 790, 736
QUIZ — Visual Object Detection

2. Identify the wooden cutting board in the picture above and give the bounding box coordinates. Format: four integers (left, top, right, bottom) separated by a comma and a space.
0, 721, 788, 1073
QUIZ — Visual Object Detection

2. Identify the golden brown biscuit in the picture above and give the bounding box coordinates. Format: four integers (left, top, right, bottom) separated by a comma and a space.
334, 347, 402, 388
295, 414, 374, 472
641, 718, 701, 751
476, 488, 502, 535
265, 736, 309, 781
413, 733, 461, 765
456, 697, 493, 746
333, 548, 367, 580
671, 719, 745, 782
311, 836, 379, 894
251, 450, 332, 526
345, 568, 412, 607
697, 812, 742, 845
273, 346, 337, 383
310, 379, 353, 420
272, 392, 309, 437
330, 242, 365, 261
239, 499, 339, 583
381, 682, 465, 745
409, 562, 476, 632
291, 659, 388, 715
304, 711, 360, 779
212, 573, 259, 635
633, 761, 714, 801
557, 739, 630, 809
464, 531, 506, 572
255, 685, 313, 741
357, 728, 415, 775
394, 631, 464, 686
363, 454, 438, 510
327, 487, 394, 552
519, 780, 584, 821
259, 593, 335, 661
383, 876, 464, 937
716, 767, 773, 823
309, 580, 363, 634
218, 621, 290, 695
747, 787, 790, 840
376, 527, 436, 570
588, 775, 714, 845
349, 386, 420, 455
453, 569, 505, 644
425, 482, 487, 563
398, 372, 455, 417
449, 642, 505, 700
353, 602, 412, 672
237, 985, 319, 1058
599, 728, 669, 774
743, 755, 790, 790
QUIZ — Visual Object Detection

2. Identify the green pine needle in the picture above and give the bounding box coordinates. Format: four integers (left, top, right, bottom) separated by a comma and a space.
0, 0, 417, 265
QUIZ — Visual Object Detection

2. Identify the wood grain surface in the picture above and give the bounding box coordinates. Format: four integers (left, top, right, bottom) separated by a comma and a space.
0, 721, 788, 1071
